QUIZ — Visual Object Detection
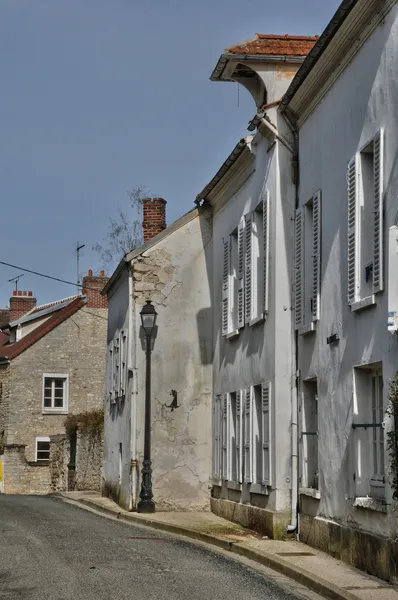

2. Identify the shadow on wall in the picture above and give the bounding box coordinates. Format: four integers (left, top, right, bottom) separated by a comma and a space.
196, 307, 213, 365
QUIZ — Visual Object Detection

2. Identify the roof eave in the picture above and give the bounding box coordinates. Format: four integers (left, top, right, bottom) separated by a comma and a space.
101, 258, 128, 296
211, 52, 307, 81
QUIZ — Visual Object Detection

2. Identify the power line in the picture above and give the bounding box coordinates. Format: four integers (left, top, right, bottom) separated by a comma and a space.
0, 260, 104, 291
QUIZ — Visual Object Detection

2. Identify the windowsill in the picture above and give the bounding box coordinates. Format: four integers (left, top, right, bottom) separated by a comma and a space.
353, 496, 387, 513
227, 481, 242, 491
249, 483, 269, 495
249, 314, 265, 327
27, 460, 50, 467
42, 410, 68, 415
299, 487, 321, 500
226, 329, 240, 340
299, 322, 316, 336
351, 295, 376, 312
212, 478, 222, 487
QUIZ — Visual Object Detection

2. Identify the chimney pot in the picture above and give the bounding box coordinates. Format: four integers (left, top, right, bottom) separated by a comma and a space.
88, 269, 93, 277
28, 291, 32, 297
100, 270, 105, 277
17, 290, 22, 297
13, 290, 17, 296
23, 291, 27, 296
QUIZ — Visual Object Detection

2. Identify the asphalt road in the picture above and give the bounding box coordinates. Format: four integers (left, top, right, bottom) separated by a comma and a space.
0, 495, 314, 600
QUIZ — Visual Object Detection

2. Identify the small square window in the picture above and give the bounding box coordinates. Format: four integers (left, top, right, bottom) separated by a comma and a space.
42, 374, 68, 413
36, 437, 50, 462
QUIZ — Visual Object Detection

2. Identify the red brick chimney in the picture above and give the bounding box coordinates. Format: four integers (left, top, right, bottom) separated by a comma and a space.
142, 198, 167, 244
82, 270, 109, 308
9, 291, 37, 322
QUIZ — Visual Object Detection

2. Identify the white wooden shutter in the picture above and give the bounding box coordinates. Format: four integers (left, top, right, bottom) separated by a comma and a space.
312, 191, 321, 321
237, 219, 245, 329
373, 129, 384, 293
222, 240, 229, 336
236, 390, 243, 483
120, 332, 127, 395
109, 346, 115, 403
347, 156, 359, 304
261, 382, 272, 487
263, 191, 270, 315
295, 208, 305, 328
245, 213, 253, 324
213, 396, 221, 479
113, 337, 119, 397
222, 394, 228, 480
244, 387, 253, 483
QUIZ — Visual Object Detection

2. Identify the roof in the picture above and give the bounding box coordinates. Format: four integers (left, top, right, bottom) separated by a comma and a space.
227, 34, 319, 57
9, 295, 80, 328
280, 0, 358, 112
0, 296, 86, 361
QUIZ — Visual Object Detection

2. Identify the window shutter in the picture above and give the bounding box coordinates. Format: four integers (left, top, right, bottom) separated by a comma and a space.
213, 396, 221, 479
222, 240, 229, 336
373, 129, 384, 294
236, 390, 243, 483
261, 382, 272, 487
120, 333, 127, 395
312, 191, 321, 321
263, 190, 270, 315
237, 219, 245, 329
222, 394, 228, 480
244, 387, 253, 483
245, 213, 253, 324
109, 347, 114, 403
347, 156, 359, 304
295, 208, 305, 329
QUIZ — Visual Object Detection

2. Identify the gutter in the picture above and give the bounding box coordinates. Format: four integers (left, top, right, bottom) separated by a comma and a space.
211, 53, 306, 81
280, 0, 358, 112
195, 138, 252, 205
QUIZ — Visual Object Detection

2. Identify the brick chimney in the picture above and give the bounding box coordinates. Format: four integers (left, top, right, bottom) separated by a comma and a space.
82, 270, 109, 308
9, 291, 37, 322
142, 198, 167, 244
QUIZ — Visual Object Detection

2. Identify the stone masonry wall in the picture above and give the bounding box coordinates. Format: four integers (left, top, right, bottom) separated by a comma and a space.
4, 445, 50, 494
75, 429, 103, 491
49, 434, 70, 492
0, 365, 10, 453
4, 305, 107, 493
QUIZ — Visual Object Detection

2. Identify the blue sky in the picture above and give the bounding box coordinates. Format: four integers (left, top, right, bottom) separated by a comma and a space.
0, 0, 339, 308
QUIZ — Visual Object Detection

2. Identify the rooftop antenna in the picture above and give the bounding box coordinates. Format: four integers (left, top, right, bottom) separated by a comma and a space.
9, 273, 24, 293
76, 242, 85, 292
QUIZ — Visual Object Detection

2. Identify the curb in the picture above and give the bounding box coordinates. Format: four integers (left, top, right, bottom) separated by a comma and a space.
59, 495, 359, 600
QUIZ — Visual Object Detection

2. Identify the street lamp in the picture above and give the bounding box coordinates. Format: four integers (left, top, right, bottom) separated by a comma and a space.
137, 300, 158, 513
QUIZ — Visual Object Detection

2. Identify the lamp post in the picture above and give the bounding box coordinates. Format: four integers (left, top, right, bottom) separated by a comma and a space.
137, 300, 158, 513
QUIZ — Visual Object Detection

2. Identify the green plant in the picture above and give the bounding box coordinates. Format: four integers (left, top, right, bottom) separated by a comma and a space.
64, 409, 104, 437
387, 373, 398, 501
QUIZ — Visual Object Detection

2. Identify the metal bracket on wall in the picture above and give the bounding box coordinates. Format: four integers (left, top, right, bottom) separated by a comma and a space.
352, 423, 383, 430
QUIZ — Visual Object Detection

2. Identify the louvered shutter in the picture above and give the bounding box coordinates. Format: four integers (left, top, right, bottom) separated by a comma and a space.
347, 156, 359, 304
222, 394, 228, 480
213, 396, 221, 479
312, 191, 321, 321
245, 213, 253, 324
109, 347, 114, 403
295, 208, 305, 328
113, 338, 119, 397
373, 129, 384, 293
120, 333, 127, 395
244, 388, 253, 483
237, 219, 245, 329
263, 191, 270, 315
236, 391, 243, 483
222, 240, 229, 336
261, 382, 272, 486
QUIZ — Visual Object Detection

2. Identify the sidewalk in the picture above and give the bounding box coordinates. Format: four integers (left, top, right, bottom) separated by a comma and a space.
57, 491, 398, 600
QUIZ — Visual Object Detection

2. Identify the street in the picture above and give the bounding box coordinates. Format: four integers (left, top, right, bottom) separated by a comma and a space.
0, 495, 315, 600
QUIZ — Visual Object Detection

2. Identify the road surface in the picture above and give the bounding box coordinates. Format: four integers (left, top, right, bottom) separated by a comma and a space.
0, 495, 318, 600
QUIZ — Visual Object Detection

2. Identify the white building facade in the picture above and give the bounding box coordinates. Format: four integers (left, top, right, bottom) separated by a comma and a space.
280, 0, 398, 581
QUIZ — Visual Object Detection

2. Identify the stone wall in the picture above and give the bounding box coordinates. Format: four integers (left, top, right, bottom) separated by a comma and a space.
0, 365, 10, 453
49, 434, 70, 492
3, 444, 50, 494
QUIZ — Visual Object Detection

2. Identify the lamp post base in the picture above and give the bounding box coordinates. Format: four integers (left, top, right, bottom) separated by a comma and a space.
137, 499, 156, 513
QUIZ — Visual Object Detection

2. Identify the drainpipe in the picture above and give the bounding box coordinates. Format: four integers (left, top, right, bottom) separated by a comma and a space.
257, 115, 294, 155
128, 269, 138, 511
281, 108, 300, 536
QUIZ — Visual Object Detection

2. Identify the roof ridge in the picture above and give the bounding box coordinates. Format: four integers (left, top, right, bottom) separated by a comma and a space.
34, 294, 81, 312
255, 33, 319, 41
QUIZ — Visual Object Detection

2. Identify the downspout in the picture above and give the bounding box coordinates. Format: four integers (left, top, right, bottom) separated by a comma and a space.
128, 268, 138, 511
258, 116, 294, 155
282, 108, 300, 536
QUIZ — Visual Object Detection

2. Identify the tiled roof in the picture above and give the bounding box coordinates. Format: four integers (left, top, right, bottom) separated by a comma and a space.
0, 332, 9, 347
227, 34, 318, 57
0, 297, 86, 361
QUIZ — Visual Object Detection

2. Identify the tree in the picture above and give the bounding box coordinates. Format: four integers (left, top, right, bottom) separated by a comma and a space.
93, 186, 147, 270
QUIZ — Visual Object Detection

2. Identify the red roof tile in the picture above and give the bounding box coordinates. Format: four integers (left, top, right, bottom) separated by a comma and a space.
0, 297, 85, 360
227, 34, 318, 57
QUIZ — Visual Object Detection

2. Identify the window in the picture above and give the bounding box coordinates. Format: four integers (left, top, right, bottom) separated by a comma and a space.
120, 332, 127, 396
348, 129, 384, 306
295, 191, 321, 330
42, 375, 68, 413
300, 381, 319, 490
35, 437, 50, 462
213, 395, 222, 480
353, 364, 385, 499
221, 191, 270, 336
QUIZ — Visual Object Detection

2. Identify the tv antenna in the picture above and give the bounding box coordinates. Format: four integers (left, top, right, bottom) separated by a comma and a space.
76, 242, 85, 292
9, 273, 24, 293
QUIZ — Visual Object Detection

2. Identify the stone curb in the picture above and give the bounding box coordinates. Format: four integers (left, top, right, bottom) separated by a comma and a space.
59, 495, 359, 600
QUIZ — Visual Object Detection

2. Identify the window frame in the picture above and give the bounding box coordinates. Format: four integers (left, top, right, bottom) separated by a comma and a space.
42, 373, 69, 414
35, 436, 50, 462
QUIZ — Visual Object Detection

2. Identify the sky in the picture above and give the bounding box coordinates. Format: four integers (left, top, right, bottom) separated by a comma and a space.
0, 0, 340, 308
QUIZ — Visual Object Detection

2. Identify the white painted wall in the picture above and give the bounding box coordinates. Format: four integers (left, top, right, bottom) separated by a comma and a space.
296, 5, 398, 537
